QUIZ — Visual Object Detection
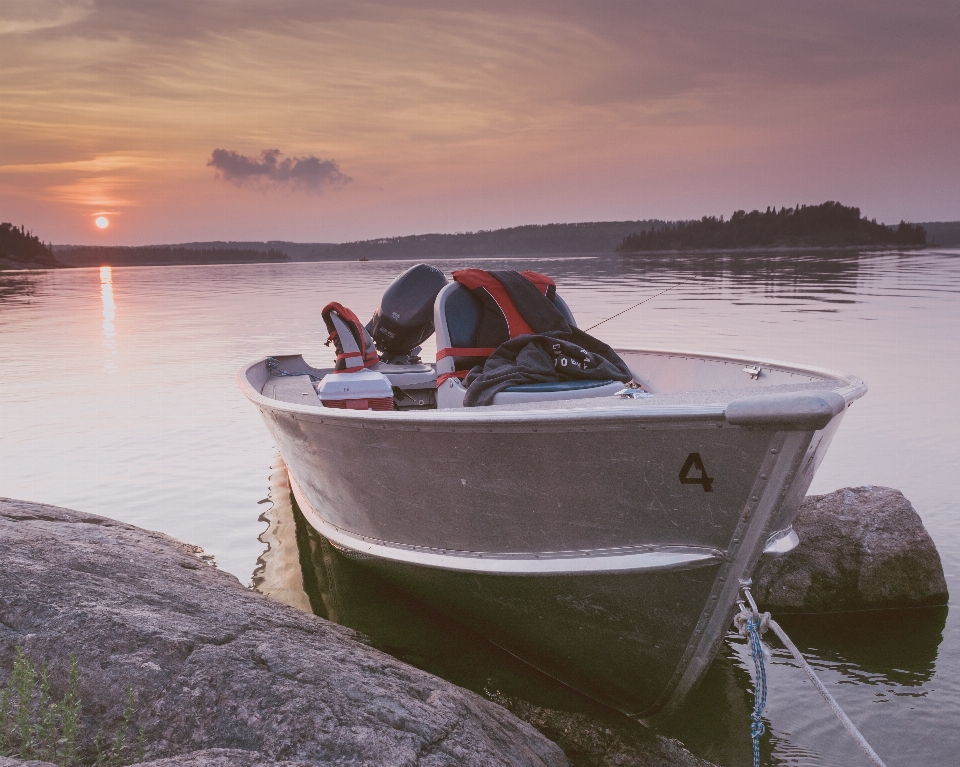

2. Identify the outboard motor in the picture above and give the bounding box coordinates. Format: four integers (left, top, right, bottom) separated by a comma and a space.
367, 264, 447, 363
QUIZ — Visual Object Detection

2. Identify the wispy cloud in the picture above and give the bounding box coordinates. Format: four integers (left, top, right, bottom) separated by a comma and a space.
0, 152, 162, 174
208, 148, 350, 192
0, 0, 94, 36
46, 175, 137, 209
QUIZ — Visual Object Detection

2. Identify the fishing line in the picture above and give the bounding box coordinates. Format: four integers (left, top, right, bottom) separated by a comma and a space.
584, 278, 693, 333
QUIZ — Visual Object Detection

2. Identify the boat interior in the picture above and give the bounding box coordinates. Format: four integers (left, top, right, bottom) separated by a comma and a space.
250, 271, 850, 414
255, 355, 841, 409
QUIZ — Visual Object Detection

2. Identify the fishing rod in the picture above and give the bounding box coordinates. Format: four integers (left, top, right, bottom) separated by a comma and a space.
584, 278, 693, 332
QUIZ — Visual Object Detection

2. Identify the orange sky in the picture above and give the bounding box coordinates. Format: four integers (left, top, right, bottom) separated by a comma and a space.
2, 1, 958, 245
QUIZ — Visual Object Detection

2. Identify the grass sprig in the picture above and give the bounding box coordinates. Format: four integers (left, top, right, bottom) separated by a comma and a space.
1, 647, 138, 766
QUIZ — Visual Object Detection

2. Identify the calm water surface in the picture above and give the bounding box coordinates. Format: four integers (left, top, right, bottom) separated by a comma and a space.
2, 250, 958, 766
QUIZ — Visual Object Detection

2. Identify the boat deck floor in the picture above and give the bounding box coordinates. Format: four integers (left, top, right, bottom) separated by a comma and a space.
262, 375, 322, 405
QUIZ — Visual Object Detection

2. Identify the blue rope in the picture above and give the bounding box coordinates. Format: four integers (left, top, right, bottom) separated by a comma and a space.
747, 615, 768, 767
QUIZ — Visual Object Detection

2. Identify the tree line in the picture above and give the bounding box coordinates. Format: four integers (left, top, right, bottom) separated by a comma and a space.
616, 202, 927, 252
0, 223, 64, 267
319, 220, 666, 260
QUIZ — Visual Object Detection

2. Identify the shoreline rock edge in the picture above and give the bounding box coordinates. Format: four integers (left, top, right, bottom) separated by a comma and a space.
0, 498, 566, 767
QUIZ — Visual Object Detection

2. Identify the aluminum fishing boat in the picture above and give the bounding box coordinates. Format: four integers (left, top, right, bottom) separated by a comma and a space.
239, 267, 866, 721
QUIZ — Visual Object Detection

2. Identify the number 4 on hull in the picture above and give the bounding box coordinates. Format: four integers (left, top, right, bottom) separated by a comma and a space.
679, 452, 714, 492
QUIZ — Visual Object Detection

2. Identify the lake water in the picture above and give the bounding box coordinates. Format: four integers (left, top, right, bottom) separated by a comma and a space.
1, 250, 958, 766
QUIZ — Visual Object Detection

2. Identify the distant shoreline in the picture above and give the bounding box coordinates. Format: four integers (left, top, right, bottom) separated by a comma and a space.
4, 216, 951, 271
3, 242, 945, 271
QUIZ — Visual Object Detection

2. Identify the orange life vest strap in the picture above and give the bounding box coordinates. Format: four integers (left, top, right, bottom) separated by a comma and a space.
437, 370, 470, 385
321, 301, 379, 370
452, 270, 535, 337
436, 346, 497, 360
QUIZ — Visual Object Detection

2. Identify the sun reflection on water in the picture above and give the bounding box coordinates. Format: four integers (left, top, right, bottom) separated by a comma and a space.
100, 266, 116, 371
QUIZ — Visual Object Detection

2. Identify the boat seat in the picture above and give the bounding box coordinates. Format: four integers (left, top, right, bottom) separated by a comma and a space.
434, 281, 623, 407
504, 380, 615, 392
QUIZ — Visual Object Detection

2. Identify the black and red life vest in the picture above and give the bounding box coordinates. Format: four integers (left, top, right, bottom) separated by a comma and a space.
436, 269, 570, 385
321, 302, 379, 372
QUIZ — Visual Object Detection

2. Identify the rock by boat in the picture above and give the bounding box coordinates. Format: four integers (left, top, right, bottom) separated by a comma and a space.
0, 498, 566, 767
752, 485, 948, 612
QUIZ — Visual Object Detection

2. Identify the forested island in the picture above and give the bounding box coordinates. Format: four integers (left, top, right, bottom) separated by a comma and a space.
0, 222, 65, 269
616, 202, 927, 252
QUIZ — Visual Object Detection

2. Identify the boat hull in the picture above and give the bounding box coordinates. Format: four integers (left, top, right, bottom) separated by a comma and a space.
359, 548, 722, 716
241, 349, 861, 719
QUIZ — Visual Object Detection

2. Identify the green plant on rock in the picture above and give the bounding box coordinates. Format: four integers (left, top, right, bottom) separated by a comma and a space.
94, 686, 144, 767
0, 647, 141, 767
0, 647, 81, 764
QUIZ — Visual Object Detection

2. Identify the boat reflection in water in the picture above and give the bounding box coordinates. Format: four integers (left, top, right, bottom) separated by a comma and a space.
251, 454, 313, 613
253, 456, 946, 767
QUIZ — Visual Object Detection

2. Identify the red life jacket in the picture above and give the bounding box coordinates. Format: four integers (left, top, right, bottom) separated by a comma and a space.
436, 270, 557, 385
321, 302, 379, 372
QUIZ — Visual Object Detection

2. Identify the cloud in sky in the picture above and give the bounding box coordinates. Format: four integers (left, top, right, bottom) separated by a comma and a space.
208, 149, 350, 192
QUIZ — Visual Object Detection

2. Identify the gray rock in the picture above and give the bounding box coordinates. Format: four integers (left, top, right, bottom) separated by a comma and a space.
489, 695, 716, 767
753, 486, 949, 612
136, 748, 313, 766
0, 498, 566, 767
0, 758, 60, 767
0, 753, 306, 767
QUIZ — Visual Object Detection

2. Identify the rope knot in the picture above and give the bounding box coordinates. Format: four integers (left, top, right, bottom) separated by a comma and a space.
734, 608, 771, 637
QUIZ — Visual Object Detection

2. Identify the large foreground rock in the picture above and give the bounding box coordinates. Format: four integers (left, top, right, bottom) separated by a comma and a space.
0, 498, 566, 767
0, 750, 314, 767
753, 486, 948, 612
0, 751, 322, 767
0, 748, 310, 767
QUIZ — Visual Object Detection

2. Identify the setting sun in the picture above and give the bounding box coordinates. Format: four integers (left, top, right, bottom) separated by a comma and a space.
95, 216, 109, 229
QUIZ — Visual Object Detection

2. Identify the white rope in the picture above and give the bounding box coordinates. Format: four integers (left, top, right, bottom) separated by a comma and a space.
737, 583, 888, 767
766, 618, 888, 767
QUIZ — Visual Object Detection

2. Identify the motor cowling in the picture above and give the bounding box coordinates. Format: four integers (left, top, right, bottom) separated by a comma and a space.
367, 264, 448, 360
